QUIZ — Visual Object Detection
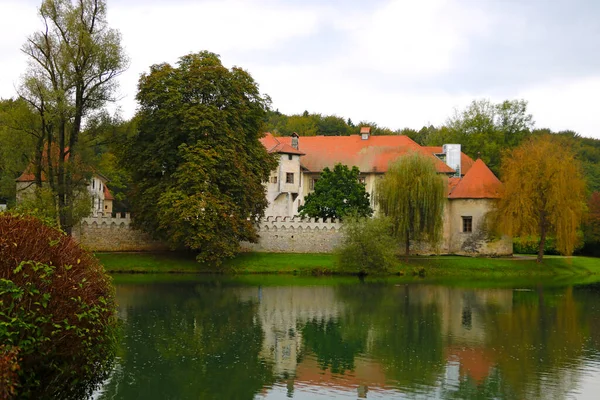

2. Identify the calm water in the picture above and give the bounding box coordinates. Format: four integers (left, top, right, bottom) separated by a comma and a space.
94, 276, 600, 400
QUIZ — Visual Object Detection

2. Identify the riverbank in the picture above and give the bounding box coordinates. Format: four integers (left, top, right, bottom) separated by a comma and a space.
96, 251, 600, 279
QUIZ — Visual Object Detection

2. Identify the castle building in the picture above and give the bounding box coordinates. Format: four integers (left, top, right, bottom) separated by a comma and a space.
259, 128, 511, 255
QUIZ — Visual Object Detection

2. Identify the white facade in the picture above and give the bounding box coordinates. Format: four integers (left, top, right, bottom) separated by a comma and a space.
265, 153, 304, 217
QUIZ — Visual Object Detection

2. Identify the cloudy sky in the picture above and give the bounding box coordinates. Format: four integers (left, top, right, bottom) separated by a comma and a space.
1, 0, 600, 138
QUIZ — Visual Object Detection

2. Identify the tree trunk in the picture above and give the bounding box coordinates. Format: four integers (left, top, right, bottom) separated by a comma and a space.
405, 233, 410, 257
537, 214, 547, 263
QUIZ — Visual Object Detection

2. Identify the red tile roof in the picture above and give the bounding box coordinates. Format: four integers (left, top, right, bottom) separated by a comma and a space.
260, 134, 305, 155
103, 185, 114, 201
448, 159, 502, 199
423, 146, 475, 176
263, 133, 454, 174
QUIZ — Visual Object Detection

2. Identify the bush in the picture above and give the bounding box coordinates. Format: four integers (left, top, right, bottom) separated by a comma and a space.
336, 216, 399, 275
514, 233, 583, 255
0, 213, 118, 399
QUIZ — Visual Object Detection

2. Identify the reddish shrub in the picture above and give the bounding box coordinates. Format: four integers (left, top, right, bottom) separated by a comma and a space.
0, 346, 20, 400
0, 213, 117, 399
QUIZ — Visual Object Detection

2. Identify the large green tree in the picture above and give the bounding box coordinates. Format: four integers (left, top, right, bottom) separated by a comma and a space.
376, 153, 446, 255
495, 135, 587, 262
124, 51, 277, 265
299, 163, 372, 220
19, 0, 127, 233
446, 99, 534, 174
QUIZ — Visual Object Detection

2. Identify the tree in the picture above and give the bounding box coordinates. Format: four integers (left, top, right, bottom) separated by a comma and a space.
376, 153, 446, 255
19, 0, 127, 233
582, 192, 600, 256
124, 51, 277, 265
0, 99, 38, 204
299, 164, 372, 220
495, 135, 587, 262
446, 99, 534, 174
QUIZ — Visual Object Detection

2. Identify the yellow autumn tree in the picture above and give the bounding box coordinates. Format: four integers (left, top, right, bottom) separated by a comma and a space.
496, 135, 586, 262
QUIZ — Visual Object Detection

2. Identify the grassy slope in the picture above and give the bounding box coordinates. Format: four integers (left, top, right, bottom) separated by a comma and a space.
96, 252, 600, 281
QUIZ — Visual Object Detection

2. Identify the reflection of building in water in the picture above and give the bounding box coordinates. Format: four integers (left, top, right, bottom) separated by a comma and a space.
237, 286, 345, 376
413, 286, 512, 385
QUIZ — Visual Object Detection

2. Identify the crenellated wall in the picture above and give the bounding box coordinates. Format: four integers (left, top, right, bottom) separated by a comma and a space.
72, 212, 168, 252
72, 210, 511, 256
240, 216, 344, 253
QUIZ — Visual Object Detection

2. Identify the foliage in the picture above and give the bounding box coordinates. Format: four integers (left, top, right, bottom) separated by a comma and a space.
0, 345, 20, 400
495, 135, 587, 262
376, 153, 446, 255
336, 217, 398, 275
299, 164, 372, 220
582, 192, 600, 256
0, 213, 117, 399
513, 234, 584, 256
13, 186, 92, 228
0, 99, 38, 205
19, 0, 127, 233
445, 99, 534, 174
124, 51, 277, 265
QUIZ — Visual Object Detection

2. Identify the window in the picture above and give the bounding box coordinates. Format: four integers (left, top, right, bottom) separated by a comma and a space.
92, 179, 95, 189
288, 154, 293, 161
462, 216, 473, 232
358, 176, 366, 185
286, 172, 294, 184
270, 176, 278, 184
310, 178, 319, 190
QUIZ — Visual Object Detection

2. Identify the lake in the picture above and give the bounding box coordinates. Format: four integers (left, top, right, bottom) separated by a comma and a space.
94, 275, 600, 399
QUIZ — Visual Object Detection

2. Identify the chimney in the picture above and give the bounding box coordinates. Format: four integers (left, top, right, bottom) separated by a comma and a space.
291, 132, 299, 149
442, 144, 461, 177
360, 126, 370, 140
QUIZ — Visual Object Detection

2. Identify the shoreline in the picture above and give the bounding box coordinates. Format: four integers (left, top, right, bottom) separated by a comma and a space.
96, 251, 600, 280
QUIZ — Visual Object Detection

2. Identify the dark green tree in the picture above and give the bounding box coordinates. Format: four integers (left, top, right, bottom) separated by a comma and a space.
124, 51, 277, 265
299, 164, 372, 220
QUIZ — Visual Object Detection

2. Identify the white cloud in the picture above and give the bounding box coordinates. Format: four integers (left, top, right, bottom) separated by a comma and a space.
519, 77, 600, 137
338, 0, 490, 76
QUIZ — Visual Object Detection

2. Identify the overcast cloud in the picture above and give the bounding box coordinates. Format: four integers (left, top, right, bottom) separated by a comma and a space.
1, 0, 599, 138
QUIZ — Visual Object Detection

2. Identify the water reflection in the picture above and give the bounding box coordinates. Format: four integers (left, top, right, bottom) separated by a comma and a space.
96, 278, 600, 399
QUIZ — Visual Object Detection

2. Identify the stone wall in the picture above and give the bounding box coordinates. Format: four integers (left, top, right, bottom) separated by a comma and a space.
240, 216, 344, 253
73, 207, 511, 256
72, 213, 168, 252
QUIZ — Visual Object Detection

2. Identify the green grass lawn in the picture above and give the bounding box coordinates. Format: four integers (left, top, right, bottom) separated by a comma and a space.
96, 251, 600, 282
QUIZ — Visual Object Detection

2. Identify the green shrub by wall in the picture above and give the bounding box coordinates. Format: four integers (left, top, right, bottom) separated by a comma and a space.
0, 213, 118, 399
336, 217, 398, 275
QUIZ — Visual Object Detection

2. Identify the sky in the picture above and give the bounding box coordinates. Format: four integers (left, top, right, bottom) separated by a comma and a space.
1, 0, 600, 138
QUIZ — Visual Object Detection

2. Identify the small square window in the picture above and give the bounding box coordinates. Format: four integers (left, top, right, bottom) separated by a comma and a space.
288, 154, 293, 160
462, 216, 472, 232
270, 176, 277, 184
286, 173, 294, 184
358, 176, 366, 185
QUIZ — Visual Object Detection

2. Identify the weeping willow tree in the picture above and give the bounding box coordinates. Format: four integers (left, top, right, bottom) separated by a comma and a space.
376, 153, 447, 255
496, 135, 586, 263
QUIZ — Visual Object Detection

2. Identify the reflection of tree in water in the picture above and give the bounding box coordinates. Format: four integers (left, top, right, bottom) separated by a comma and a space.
300, 317, 366, 374
98, 281, 275, 400
334, 283, 446, 389
444, 286, 591, 399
